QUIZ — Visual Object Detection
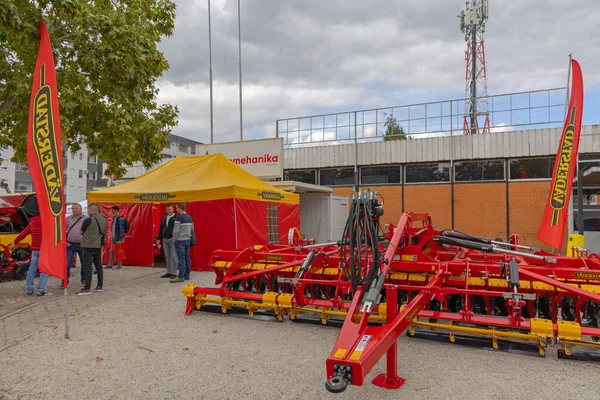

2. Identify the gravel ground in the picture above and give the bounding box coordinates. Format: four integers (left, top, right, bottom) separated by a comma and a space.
1, 272, 599, 400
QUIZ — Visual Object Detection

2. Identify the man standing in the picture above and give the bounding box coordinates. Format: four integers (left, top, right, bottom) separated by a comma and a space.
157, 204, 178, 278
64, 203, 87, 289
78, 203, 107, 295
106, 205, 125, 269
11, 211, 47, 296
170, 203, 196, 283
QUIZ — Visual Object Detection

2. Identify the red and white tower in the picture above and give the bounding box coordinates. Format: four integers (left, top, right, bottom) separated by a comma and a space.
460, 0, 490, 135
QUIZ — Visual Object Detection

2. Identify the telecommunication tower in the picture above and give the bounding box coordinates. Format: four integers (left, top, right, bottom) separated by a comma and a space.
459, 0, 490, 135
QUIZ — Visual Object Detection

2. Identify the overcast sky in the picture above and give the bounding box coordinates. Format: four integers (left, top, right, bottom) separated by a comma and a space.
157, 0, 600, 144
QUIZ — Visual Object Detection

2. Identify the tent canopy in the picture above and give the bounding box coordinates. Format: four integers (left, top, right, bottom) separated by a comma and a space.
87, 153, 299, 204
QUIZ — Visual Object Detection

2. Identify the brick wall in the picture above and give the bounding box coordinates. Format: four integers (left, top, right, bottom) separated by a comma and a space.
454, 183, 507, 241
404, 185, 452, 229
508, 181, 554, 251
332, 186, 403, 228
332, 181, 563, 252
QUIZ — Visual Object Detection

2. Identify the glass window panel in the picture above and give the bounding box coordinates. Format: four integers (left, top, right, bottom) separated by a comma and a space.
509, 157, 554, 180
284, 170, 316, 185
319, 168, 355, 186
405, 163, 450, 183
361, 165, 401, 185
455, 160, 504, 181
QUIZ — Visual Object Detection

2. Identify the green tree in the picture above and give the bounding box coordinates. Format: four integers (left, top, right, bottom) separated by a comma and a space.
382, 113, 407, 141
0, 0, 179, 178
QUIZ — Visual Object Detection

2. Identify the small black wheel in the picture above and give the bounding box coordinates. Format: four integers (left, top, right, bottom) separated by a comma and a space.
15, 264, 29, 280
325, 376, 348, 393
3, 267, 14, 281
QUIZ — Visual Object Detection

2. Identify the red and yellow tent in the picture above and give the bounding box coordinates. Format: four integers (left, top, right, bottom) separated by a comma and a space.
87, 153, 299, 270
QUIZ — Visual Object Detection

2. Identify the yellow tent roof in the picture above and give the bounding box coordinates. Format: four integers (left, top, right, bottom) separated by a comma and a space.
87, 153, 299, 204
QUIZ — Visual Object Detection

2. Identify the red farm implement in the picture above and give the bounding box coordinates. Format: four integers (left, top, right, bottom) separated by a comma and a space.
0, 244, 32, 282
182, 188, 600, 393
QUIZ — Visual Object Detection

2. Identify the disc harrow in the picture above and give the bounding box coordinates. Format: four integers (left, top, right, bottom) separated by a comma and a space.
182, 188, 600, 393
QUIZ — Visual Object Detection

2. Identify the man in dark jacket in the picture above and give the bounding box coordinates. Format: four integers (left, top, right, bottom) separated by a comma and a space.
106, 205, 126, 269
170, 203, 196, 283
156, 204, 178, 278
78, 204, 108, 295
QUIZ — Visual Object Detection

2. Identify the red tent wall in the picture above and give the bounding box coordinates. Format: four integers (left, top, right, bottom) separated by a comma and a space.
235, 200, 301, 248
93, 200, 299, 271
188, 199, 236, 271
278, 203, 300, 244
188, 200, 300, 272
98, 203, 154, 267
152, 204, 163, 239
235, 199, 267, 249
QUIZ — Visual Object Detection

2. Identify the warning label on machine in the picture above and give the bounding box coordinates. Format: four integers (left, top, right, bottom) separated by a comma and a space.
349, 335, 372, 360
355, 335, 371, 351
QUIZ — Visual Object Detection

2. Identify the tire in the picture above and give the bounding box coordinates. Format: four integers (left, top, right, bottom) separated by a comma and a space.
15, 264, 29, 280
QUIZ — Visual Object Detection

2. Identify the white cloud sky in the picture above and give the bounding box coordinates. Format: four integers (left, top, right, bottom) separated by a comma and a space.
157, 0, 600, 144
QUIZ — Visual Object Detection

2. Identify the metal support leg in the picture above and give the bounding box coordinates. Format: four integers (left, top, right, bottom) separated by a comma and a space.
372, 288, 405, 389
185, 297, 195, 316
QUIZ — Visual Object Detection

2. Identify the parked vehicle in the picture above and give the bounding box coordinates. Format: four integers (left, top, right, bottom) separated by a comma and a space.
0, 193, 37, 281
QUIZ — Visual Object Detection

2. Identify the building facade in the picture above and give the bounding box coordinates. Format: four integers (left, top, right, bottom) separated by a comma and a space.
282, 125, 600, 252
111, 134, 201, 181
0, 133, 200, 203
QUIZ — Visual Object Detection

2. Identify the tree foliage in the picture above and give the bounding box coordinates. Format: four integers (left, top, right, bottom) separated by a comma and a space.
0, 0, 179, 178
382, 114, 407, 141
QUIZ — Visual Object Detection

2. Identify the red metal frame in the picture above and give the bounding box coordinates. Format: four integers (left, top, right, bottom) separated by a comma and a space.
186, 212, 600, 392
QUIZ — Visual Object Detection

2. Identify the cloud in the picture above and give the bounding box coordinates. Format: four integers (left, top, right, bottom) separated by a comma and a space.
157, 0, 600, 144
157, 80, 382, 143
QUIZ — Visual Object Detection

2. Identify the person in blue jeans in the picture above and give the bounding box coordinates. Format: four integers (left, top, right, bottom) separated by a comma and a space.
11, 213, 48, 296
64, 203, 87, 288
170, 202, 196, 283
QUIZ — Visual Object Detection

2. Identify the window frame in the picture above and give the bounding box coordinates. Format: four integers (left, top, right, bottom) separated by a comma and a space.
318, 167, 356, 187
284, 169, 317, 185
404, 162, 451, 185
508, 156, 555, 181
453, 159, 505, 183
360, 164, 402, 185
266, 203, 280, 244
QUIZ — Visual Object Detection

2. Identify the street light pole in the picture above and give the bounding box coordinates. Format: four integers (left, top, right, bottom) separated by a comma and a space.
208, 0, 214, 143
237, 0, 243, 141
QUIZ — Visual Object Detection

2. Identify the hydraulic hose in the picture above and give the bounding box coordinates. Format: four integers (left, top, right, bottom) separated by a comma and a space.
338, 188, 383, 293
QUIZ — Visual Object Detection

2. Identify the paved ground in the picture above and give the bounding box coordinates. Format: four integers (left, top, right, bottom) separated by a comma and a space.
0, 265, 164, 351
0, 268, 599, 400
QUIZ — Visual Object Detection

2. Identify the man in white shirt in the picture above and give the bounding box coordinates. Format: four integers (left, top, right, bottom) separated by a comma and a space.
156, 204, 178, 278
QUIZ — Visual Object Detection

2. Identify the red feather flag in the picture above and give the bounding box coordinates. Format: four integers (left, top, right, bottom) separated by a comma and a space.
537, 59, 584, 251
26, 21, 67, 286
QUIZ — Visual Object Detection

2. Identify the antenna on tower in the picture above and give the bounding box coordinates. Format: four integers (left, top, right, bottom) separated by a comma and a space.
459, 0, 490, 135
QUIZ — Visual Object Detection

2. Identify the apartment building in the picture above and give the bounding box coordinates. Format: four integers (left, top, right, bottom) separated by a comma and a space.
115, 134, 201, 181
0, 133, 200, 202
